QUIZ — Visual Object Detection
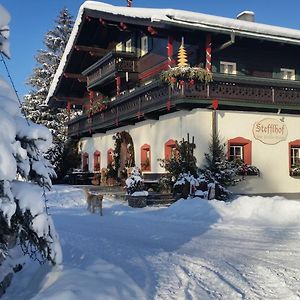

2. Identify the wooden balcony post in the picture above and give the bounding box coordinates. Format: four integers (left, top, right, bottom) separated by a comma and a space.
168, 36, 173, 68
212, 99, 218, 142
205, 34, 212, 72
67, 100, 71, 121
116, 76, 121, 97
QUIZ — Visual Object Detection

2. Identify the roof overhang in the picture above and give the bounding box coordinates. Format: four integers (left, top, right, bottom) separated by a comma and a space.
47, 1, 300, 106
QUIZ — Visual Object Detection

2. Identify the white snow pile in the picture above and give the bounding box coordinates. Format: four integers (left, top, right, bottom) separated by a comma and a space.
46, 185, 87, 208
164, 196, 300, 226
5, 185, 300, 299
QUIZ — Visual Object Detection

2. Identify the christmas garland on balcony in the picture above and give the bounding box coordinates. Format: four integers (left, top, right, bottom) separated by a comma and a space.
160, 66, 213, 86
87, 97, 109, 115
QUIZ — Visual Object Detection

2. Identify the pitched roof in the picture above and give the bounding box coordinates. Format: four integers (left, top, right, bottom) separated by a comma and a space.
47, 1, 300, 103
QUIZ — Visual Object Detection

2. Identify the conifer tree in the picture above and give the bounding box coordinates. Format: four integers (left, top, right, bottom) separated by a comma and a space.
204, 133, 236, 187
0, 6, 61, 292
22, 7, 75, 179
159, 136, 197, 192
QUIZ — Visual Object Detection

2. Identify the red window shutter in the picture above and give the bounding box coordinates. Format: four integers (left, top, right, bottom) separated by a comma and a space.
165, 139, 177, 160
227, 137, 252, 165
82, 152, 89, 172
141, 144, 151, 172
93, 150, 101, 171
107, 148, 114, 166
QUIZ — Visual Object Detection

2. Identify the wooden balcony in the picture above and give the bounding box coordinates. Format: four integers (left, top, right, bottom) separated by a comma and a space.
82, 51, 138, 90
68, 74, 300, 138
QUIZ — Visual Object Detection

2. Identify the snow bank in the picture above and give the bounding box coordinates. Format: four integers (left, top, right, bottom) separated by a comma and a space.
46, 186, 86, 208
215, 196, 300, 225
165, 196, 300, 226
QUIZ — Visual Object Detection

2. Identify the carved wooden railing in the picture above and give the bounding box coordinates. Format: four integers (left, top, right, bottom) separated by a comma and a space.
68, 75, 300, 137
82, 51, 138, 88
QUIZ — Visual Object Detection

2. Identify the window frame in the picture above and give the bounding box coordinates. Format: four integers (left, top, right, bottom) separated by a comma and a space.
280, 68, 295, 80
107, 148, 114, 167
227, 137, 252, 165
229, 145, 244, 162
220, 61, 237, 75
115, 42, 123, 52
141, 144, 151, 172
126, 39, 132, 53
291, 147, 300, 167
165, 139, 178, 160
82, 152, 89, 172
93, 150, 101, 172
140, 36, 149, 57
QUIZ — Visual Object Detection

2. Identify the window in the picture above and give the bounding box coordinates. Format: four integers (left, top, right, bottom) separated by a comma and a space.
289, 140, 300, 176
141, 144, 151, 172
93, 151, 101, 172
115, 42, 123, 52
289, 140, 300, 168
107, 148, 114, 167
281, 68, 295, 80
227, 137, 252, 165
126, 39, 132, 53
220, 61, 236, 75
229, 145, 243, 161
141, 36, 148, 56
165, 139, 178, 160
291, 147, 300, 167
82, 152, 89, 172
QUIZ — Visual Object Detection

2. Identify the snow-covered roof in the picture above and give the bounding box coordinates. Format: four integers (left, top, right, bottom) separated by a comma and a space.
47, 1, 300, 103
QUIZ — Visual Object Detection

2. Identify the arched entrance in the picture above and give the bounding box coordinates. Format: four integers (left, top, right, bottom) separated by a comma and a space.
114, 131, 135, 177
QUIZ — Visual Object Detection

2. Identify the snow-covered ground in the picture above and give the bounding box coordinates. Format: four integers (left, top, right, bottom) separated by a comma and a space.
4, 185, 300, 299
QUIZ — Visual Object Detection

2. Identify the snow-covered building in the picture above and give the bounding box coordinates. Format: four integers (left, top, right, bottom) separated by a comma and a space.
47, 1, 300, 195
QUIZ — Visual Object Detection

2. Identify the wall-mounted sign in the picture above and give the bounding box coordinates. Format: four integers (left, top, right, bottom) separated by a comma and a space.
253, 118, 288, 145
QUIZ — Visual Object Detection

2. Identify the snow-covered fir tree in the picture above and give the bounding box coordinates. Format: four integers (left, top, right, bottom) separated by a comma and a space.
23, 7, 74, 179
0, 6, 61, 295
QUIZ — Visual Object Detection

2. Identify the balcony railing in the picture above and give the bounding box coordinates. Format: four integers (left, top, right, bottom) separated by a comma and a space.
82, 51, 138, 89
68, 74, 300, 138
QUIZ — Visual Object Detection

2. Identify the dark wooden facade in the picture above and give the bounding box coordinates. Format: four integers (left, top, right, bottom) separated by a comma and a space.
47, 5, 300, 138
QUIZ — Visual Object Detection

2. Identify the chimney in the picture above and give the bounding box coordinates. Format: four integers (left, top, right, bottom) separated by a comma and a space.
236, 11, 255, 22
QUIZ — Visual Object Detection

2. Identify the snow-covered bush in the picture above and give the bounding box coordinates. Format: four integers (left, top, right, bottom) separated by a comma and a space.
0, 5, 61, 289
158, 136, 197, 194
162, 133, 259, 201
125, 167, 148, 196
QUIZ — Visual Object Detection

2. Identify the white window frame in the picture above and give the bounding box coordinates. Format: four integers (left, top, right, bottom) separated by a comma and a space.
220, 61, 237, 75
281, 68, 295, 80
126, 39, 132, 53
229, 145, 243, 161
291, 147, 300, 166
115, 42, 123, 52
141, 36, 148, 57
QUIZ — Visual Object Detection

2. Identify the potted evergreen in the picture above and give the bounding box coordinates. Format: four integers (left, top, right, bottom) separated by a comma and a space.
125, 167, 148, 208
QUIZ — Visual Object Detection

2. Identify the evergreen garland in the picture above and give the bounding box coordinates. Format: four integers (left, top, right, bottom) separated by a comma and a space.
161, 66, 213, 86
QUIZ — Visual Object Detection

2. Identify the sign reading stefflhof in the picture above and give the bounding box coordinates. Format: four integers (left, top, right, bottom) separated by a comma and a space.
253, 118, 288, 145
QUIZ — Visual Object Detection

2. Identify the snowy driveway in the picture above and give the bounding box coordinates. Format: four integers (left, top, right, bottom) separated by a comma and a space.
4, 186, 300, 299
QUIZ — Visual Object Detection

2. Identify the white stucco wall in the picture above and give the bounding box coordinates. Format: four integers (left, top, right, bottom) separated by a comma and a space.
79, 108, 300, 194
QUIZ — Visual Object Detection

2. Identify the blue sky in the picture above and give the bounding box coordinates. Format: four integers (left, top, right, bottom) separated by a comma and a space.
1, 0, 300, 97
